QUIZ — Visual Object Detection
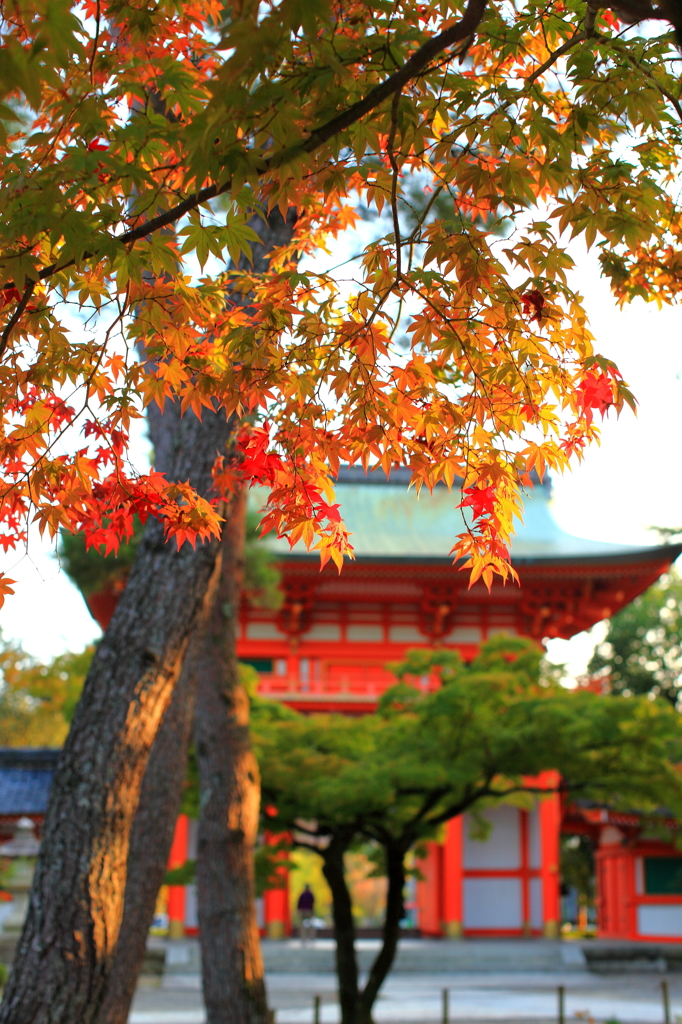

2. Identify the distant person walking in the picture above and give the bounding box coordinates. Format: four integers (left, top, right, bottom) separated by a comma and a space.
297, 884, 315, 944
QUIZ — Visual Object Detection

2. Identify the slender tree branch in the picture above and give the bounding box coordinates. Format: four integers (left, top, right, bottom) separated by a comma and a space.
424, 779, 571, 830
387, 88, 403, 282
25, 0, 489, 289
0, 281, 36, 359
524, 30, 587, 84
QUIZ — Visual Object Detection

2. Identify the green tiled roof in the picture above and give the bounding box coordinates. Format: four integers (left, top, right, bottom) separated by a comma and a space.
251, 468, 674, 564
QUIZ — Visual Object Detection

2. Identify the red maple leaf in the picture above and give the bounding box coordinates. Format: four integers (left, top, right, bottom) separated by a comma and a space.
0, 286, 21, 308
577, 371, 615, 425
237, 423, 284, 485
458, 485, 497, 519
315, 500, 342, 523
521, 290, 545, 322
87, 139, 110, 181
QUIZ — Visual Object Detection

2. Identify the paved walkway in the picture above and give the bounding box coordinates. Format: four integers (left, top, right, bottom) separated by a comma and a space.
129, 970, 682, 1023
161, 938, 586, 978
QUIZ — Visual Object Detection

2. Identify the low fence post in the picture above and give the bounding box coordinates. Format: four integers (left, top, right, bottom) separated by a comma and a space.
558, 985, 565, 1024
314, 995, 321, 1024
662, 979, 671, 1024
442, 988, 449, 1024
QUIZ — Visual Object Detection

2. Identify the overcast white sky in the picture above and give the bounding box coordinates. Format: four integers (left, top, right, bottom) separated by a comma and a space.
1, 241, 681, 672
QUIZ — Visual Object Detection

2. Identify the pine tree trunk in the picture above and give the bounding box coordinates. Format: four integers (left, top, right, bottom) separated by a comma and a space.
193, 205, 295, 1024
0, 405, 238, 1024
95, 395, 217, 1024
194, 487, 269, 1024
96, 648, 198, 1024
95, 206, 295, 1024
321, 835, 359, 1024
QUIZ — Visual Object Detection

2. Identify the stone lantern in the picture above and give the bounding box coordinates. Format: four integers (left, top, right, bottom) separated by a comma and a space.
0, 817, 40, 933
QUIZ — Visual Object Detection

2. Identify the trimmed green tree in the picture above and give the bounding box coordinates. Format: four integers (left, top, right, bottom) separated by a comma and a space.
589, 569, 682, 707
253, 636, 682, 1024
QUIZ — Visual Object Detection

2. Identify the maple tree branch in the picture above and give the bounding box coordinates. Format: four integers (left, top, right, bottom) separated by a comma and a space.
0, 281, 36, 360
297, 0, 488, 151
586, 0, 676, 24
605, 33, 682, 120
524, 30, 587, 85
387, 89, 403, 283
89, 0, 101, 82
29, 0, 489, 288
585, 0, 600, 36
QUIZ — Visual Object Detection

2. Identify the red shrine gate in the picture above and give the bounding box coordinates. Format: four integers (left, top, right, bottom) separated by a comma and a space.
156, 469, 682, 939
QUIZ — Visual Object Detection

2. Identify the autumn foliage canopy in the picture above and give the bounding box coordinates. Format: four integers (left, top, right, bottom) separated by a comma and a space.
0, 0, 677, 598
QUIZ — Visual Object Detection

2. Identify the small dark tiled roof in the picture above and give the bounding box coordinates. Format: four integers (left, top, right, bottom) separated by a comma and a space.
0, 750, 59, 816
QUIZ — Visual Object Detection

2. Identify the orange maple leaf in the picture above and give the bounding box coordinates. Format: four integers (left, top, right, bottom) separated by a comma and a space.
0, 575, 16, 608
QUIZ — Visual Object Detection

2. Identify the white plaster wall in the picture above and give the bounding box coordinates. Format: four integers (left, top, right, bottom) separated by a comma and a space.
346, 624, 383, 642
388, 625, 424, 643
463, 806, 521, 869
441, 626, 482, 643
185, 883, 198, 929
184, 820, 199, 930
637, 904, 682, 937
530, 876, 543, 930
528, 807, 541, 869
187, 817, 198, 860
305, 623, 341, 640
245, 622, 282, 639
463, 878, 523, 929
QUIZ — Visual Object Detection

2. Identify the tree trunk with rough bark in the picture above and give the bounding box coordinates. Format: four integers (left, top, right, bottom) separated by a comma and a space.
96, 648, 198, 1024
95, 395, 224, 1024
321, 836, 409, 1024
95, 206, 294, 1024
194, 487, 268, 1024
321, 835, 360, 1024
0, 405, 237, 1024
100, 657, 198, 1024
191, 205, 295, 1024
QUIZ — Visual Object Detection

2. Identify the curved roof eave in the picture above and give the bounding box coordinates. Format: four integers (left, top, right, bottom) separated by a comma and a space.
249, 468, 681, 567
277, 543, 682, 569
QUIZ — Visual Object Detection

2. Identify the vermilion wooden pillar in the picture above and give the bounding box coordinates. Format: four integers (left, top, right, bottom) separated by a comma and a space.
264, 832, 291, 938
595, 828, 636, 939
167, 813, 189, 939
264, 885, 290, 939
416, 842, 443, 936
539, 772, 561, 937
442, 817, 463, 937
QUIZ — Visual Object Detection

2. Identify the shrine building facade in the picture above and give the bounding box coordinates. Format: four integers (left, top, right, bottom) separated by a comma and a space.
157, 468, 682, 940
